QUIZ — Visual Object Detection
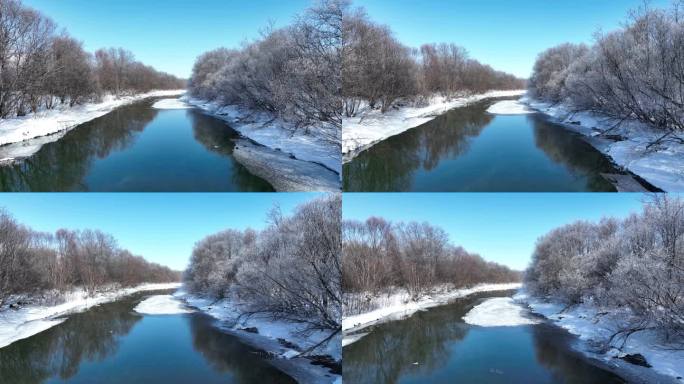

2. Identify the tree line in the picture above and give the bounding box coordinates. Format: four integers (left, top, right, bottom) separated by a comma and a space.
526, 195, 684, 342
184, 195, 341, 337
0, 208, 180, 307
188, 0, 342, 144
529, 2, 684, 136
342, 6, 525, 115
0, 0, 185, 119
343, 217, 521, 300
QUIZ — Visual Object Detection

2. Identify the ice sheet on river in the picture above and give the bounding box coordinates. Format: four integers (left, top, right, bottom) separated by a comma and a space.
233, 140, 340, 192
486, 99, 533, 115
152, 98, 193, 110
462, 297, 540, 326
134, 295, 193, 315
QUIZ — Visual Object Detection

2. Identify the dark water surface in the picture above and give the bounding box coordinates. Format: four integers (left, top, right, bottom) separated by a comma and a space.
343, 98, 624, 192
0, 291, 295, 384
0, 98, 274, 191
343, 290, 626, 384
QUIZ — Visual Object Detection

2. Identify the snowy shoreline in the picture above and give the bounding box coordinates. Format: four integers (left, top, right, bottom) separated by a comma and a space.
0, 282, 181, 349
183, 97, 341, 192
176, 291, 341, 384
516, 291, 684, 382
0, 90, 185, 162
342, 282, 521, 346
342, 89, 526, 162
522, 97, 684, 192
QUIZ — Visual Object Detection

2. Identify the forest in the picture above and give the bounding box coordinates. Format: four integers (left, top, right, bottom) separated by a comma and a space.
184, 195, 341, 336
342, 217, 521, 299
188, 0, 342, 144
342, 5, 525, 116
0, 0, 185, 119
0, 208, 180, 307
526, 195, 684, 342
529, 2, 684, 135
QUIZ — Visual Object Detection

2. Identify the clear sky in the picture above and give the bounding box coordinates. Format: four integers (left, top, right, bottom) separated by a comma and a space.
353, 0, 672, 78
343, 193, 659, 271
21, 0, 312, 78
0, 193, 323, 271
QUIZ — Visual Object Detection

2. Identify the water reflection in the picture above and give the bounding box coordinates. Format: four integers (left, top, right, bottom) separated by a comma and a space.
343, 98, 621, 192
0, 99, 274, 191
0, 299, 142, 384
342, 291, 625, 384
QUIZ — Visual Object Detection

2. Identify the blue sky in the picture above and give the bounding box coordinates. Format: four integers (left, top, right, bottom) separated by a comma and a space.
22, 0, 311, 78
343, 193, 654, 270
353, 0, 671, 78
0, 193, 322, 270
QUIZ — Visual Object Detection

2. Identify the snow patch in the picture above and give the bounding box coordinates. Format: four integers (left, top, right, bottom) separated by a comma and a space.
134, 294, 193, 315
152, 98, 192, 110
342, 90, 526, 161
462, 297, 540, 327
486, 99, 533, 115
0, 90, 185, 161
0, 282, 181, 349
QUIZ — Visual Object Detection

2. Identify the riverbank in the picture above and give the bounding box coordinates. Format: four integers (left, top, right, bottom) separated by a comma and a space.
176, 291, 341, 384
515, 290, 684, 382
0, 282, 181, 349
522, 97, 684, 192
183, 97, 341, 191
0, 90, 186, 162
342, 90, 526, 161
342, 282, 521, 346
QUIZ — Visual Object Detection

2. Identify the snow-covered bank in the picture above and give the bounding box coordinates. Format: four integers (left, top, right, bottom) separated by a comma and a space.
177, 291, 341, 384
516, 291, 684, 381
342, 90, 526, 161
523, 97, 684, 192
134, 294, 193, 315
233, 140, 340, 192
183, 97, 341, 175
0, 282, 181, 349
463, 297, 540, 327
342, 282, 522, 346
0, 90, 186, 162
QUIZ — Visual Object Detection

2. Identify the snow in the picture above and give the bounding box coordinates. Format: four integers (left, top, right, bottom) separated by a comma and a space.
486, 99, 533, 115
151, 98, 192, 110
516, 290, 684, 381
342, 90, 526, 161
233, 140, 340, 192
0, 282, 181, 349
523, 97, 684, 192
462, 297, 540, 327
342, 282, 522, 346
0, 90, 186, 162
133, 294, 193, 315
177, 291, 340, 384
183, 97, 341, 176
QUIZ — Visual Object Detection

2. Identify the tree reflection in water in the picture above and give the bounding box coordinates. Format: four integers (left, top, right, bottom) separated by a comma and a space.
343, 102, 492, 191
0, 298, 142, 384
187, 314, 296, 384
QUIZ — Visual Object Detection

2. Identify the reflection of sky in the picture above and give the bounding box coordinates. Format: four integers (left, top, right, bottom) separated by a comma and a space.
343, 193, 657, 270
354, 0, 671, 78
0, 192, 323, 270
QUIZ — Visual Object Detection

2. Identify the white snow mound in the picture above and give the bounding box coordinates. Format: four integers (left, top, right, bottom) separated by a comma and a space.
152, 98, 192, 110
463, 297, 540, 327
134, 295, 193, 315
486, 100, 533, 115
